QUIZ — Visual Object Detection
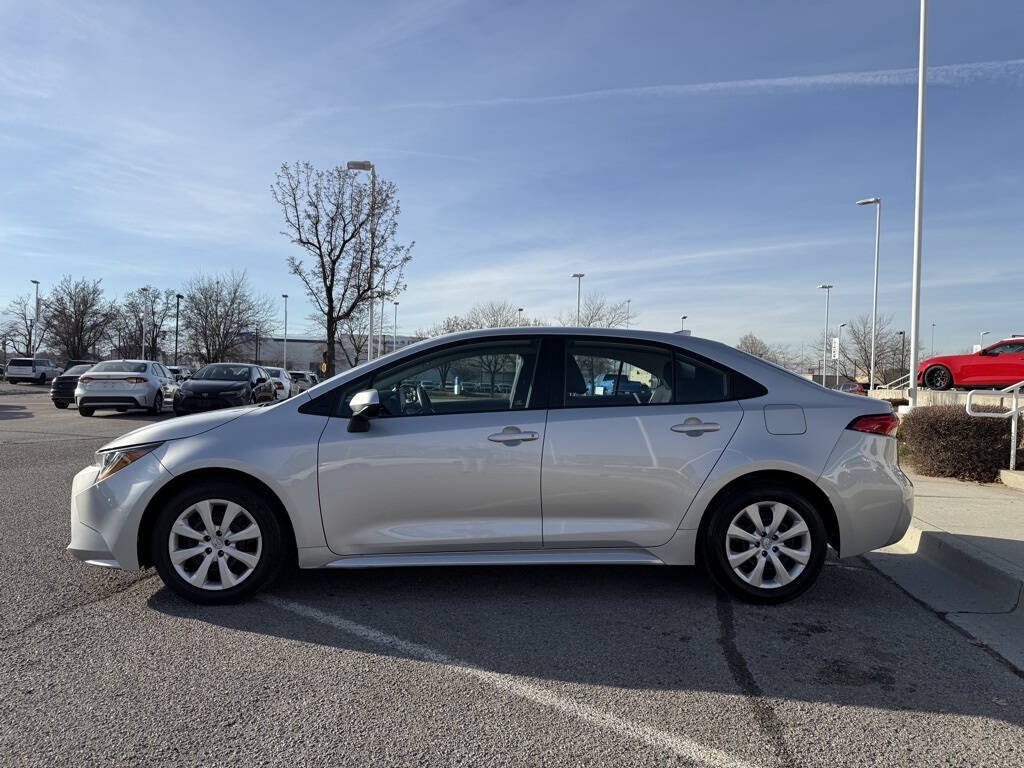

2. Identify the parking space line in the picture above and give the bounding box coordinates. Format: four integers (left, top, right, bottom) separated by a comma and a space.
262, 595, 758, 768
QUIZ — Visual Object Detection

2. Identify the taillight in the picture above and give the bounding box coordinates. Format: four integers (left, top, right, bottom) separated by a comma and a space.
275, 381, 284, 389
847, 412, 899, 437
79, 376, 93, 382
123, 376, 147, 383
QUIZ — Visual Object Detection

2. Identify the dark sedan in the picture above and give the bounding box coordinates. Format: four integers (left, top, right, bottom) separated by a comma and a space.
172, 363, 275, 416
50, 364, 95, 408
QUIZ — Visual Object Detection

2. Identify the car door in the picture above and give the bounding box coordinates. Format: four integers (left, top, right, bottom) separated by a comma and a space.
316, 336, 548, 555
541, 337, 743, 548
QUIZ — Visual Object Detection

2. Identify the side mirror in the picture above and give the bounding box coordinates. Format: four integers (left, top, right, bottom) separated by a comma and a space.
347, 389, 381, 433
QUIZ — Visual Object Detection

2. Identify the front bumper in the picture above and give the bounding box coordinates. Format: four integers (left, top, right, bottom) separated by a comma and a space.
818, 430, 914, 557
67, 449, 173, 570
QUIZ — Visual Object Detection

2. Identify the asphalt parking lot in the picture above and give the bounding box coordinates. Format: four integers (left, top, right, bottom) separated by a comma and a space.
1, 382, 1022, 767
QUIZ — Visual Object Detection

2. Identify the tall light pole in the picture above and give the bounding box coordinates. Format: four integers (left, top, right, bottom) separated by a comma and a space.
393, 301, 399, 351
30, 279, 40, 353
571, 273, 584, 325
980, 330, 990, 350
857, 197, 882, 390
930, 323, 936, 357
680, 315, 688, 331
379, 297, 385, 355
140, 287, 149, 359
347, 160, 376, 359
625, 299, 631, 329
837, 322, 847, 387
898, 331, 906, 378
517, 307, 523, 327
174, 293, 183, 366
908, 0, 928, 407
817, 284, 833, 386
282, 294, 289, 369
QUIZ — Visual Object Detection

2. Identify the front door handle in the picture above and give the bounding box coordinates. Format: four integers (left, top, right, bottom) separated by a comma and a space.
671, 419, 720, 436
488, 427, 540, 445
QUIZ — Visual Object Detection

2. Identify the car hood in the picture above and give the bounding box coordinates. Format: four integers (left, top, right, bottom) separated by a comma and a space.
179, 379, 250, 393
99, 406, 256, 451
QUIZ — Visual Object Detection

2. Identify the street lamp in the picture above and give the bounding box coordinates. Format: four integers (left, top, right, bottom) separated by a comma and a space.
930, 323, 936, 358
140, 287, 150, 359
817, 284, 833, 386
908, 0, 929, 407
393, 301, 399, 351
282, 294, 289, 369
680, 315, 688, 331
30, 279, 40, 353
571, 273, 584, 325
517, 307, 523, 327
348, 160, 377, 359
625, 299, 631, 329
980, 330, 990, 350
174, 294, 183, 366
857, 197, 882, 390
897, 331, 906, 378
837, 322, 847, 388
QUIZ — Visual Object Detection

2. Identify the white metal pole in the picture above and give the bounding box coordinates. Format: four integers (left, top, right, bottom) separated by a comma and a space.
907, 0, 928, 407
367, 167, 377, 360
869, 201, 881, 390
32, 280, 40, 354
837, 323, 846, 388
379, 298, 385, 356
572, 274, 584, 325
393, 302, 399, 350
282, 294, 288, 369
625, 299, 631, 329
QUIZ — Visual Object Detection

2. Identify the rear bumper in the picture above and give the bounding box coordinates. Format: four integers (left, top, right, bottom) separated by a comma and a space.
818, 431, 914, 557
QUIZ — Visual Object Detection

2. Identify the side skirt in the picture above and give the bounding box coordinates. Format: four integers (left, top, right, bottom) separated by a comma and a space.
321, 548, 666, 569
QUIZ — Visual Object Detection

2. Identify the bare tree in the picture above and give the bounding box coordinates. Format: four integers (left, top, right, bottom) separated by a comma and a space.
558, 293, 629, 328
180, 272, 274, 364
1, 295, 44, 356
272, 162, 413, 377
833, 313, 909, 385
44, 276, 112, 360
735, 332, 803, 371
105, 286, 175, 360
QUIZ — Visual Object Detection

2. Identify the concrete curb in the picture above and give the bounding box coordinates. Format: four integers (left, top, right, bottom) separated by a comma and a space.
1000, 469, 1024, 493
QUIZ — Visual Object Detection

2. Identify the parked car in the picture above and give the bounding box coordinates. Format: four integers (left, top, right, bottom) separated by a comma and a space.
167, 366, 193, 381
65, 359, 98, 369
5, 357, 63, 384
50, 364, 95, 408
288, 370, 317, 393
264, 367, 297, 400
837, 382, 866, 395
68, 328, 912, 605
173, 363, 275, 415
918, 338, 1024, 390
74, 360, 174, 417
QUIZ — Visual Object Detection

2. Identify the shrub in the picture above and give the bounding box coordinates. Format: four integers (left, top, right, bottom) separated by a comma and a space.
898, 405, 1018, 482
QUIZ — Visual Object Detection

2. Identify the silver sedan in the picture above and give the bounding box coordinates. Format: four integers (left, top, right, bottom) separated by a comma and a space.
74, 360, 174, 417
68, 328, 912, 604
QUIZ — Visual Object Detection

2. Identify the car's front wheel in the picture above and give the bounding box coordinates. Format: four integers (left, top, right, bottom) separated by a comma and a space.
703, 483, 827, 604
151, 481, 285, 604
924, 365, 953, 391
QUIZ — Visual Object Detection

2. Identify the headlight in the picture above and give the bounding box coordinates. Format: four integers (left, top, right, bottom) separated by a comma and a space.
94, 442, 163, 483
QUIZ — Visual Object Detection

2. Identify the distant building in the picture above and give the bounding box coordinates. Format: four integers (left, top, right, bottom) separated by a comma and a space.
241, 334, 420, 374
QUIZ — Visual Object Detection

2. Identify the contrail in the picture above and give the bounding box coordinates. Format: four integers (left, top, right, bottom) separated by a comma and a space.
375, 58, 1024, 110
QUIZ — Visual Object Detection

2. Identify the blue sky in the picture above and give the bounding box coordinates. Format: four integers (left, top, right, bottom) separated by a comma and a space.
2, 0, 1022, 353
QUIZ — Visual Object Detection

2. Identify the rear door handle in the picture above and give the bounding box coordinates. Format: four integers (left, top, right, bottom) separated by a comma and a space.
671, 419, 720, 435
488, 427, 540, 445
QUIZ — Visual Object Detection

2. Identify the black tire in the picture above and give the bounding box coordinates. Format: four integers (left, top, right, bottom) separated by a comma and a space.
923, 365, 953, 391
148, 391, 163, 415
702, 483, 827, 604
54, 402, 69, 409
151, 480, 285, 604
38, 374, 46, 384
79, 407, 94, 417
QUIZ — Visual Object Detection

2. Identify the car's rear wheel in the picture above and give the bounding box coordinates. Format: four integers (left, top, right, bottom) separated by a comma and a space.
38, 373, 46, 384
79, 407, 94, 417
703, 483, 827, 604
151, 481, 285, 604
54, 402, 69, 409
148, 391, 163, 415
924, 365, 953, 391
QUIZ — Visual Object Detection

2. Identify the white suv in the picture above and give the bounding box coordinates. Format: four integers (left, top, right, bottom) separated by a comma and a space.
5, 357, 63, 384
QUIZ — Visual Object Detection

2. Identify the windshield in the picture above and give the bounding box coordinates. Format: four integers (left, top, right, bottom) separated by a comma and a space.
90, 361, 148, 373
265, 368, 283, 378
193, 364, 251, 381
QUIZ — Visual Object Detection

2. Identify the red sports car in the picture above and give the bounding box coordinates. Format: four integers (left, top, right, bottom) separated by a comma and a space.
917, 337, 1024, 390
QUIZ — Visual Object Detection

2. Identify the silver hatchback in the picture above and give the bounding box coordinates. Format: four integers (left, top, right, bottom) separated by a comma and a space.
68, 329, 912, 605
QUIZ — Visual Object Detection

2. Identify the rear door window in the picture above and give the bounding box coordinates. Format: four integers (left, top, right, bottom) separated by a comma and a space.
564, 339, 673, 407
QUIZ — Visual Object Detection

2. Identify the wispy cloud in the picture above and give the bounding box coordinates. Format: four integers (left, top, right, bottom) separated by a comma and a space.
372, 58, 1024, 110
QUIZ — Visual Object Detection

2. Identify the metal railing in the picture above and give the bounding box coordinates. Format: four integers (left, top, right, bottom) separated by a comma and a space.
966, 379, 1023, 471
882, 373, 911, 389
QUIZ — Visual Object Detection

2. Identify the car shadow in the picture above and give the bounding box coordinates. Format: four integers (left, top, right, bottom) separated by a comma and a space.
0, 404, 32, 420
148, 560, 1024, 728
